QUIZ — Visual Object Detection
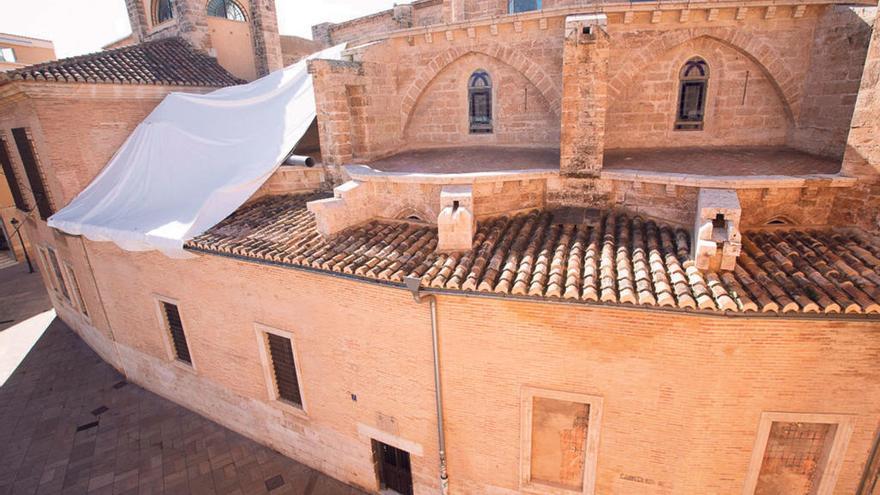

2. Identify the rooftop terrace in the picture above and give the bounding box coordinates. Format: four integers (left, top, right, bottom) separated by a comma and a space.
358, 146, 848, 186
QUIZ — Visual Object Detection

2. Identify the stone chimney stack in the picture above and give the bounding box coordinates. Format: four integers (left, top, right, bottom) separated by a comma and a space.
249, 0, 283, 76
437, 186, 475, 252
693, 188, 742, 272
560, 14, 609, 177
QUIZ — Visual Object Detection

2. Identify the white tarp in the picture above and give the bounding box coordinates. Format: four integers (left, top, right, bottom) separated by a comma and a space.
48, 44, 344, 258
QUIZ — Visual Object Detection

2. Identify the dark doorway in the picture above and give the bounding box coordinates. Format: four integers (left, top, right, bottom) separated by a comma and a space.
372, 440, 413, 495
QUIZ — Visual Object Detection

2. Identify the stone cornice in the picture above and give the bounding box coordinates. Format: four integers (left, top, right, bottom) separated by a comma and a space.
347, 0, 868, 47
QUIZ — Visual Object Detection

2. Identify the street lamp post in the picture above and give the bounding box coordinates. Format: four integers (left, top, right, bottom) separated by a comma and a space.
9, 218, 33, 273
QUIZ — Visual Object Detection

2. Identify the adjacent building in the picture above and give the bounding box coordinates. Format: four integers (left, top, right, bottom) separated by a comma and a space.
1, 0, 880, 494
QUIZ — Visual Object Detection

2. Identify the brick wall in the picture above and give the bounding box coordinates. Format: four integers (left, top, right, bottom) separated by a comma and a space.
0, 84, 211, 210
50, 241, 880, 495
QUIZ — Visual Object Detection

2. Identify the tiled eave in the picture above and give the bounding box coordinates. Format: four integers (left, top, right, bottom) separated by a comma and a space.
186, 194, 880, 320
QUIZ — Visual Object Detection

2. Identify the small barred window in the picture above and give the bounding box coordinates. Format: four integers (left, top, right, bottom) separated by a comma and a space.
675, 58, 709, 131
154, 0, 174, 24
468, 70, 493, 134
206, 0, 246, 21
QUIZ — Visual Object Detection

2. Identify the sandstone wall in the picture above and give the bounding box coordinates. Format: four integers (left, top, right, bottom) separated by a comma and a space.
55, 241, 880, 495
335, 7, 866, 160
790, 5, 876, 158
405, 52, 560, 148
837, 0, 880, 235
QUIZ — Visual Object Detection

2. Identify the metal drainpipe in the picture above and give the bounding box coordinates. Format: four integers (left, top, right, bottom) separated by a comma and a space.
404, 276, 449, 495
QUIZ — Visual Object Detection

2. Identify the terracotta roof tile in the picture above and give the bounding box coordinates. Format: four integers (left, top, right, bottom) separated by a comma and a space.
3, 38, 243, 87
187, 194, 880, 316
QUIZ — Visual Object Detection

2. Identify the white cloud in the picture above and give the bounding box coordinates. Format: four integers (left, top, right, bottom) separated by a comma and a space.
0, 0, 400, 59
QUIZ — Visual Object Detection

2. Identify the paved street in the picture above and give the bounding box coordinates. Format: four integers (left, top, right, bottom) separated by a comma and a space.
0, 263, 366, 495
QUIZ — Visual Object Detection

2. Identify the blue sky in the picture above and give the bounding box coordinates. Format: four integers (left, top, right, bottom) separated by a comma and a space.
0, 0, 398, 58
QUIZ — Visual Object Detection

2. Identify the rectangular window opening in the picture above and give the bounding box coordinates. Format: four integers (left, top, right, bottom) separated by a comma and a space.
0, 136, 27, 211
162, 302, 192, 364
756, 421, 836, 494
509, 0, 541, 13
46, 248, 70, 302
266, 332, 303, 407
63, 263, 88, 318
675, 81, 706, 131
11, 128, 53, 219
372, 440, 414, 495
0, 48, 15, 63
521, 387, 602, 494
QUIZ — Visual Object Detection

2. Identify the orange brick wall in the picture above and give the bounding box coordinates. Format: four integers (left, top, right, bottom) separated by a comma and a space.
0, 83, 212, 212
50, 240, 880, 495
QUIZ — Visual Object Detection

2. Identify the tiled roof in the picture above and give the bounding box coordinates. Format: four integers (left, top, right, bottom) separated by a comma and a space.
187, 194, 880, 316
2, 38, 243, 87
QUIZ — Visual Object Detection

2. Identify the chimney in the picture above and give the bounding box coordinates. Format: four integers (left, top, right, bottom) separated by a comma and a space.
437, 185, 475, 252
693, 188, 742, 271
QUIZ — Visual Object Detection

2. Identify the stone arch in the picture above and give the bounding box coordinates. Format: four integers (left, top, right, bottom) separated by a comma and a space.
400, 43, 562, 133
608, 28, 800, 122
392, 205, 434, 223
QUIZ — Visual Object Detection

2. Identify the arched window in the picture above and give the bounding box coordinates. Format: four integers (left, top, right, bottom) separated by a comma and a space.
509, 0, 541, 13
675, 57, 709, 131
469, 70, 493, 134
154, 0, 174, 24
207, 0, 246, 21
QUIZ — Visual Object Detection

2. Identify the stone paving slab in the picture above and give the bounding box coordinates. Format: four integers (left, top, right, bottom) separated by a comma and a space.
0, 264, 367, 495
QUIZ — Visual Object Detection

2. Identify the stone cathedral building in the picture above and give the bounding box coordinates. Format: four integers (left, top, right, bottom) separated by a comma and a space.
2, 0, 880, 493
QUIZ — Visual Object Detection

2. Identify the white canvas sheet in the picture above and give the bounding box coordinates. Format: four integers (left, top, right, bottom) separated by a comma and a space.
48, 44, 344, 258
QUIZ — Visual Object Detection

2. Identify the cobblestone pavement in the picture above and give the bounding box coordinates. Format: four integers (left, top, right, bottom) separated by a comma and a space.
0, 264, 367, 495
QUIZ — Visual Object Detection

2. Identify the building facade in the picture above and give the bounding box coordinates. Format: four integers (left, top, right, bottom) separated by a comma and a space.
1, 0, 880, 494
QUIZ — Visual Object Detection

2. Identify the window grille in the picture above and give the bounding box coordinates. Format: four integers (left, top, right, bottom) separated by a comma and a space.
267, 333, 302, 406
46, 248, 69, 302
11, 128, 53, 219
162, 302, 192, 364
64, 263, 88, 318
0, 136, 27, 211
675, 58, 709, 131
154, 0, 174, 24
207, 0, 246, 21
469, 70, 493, 134
509, 0, 541, 13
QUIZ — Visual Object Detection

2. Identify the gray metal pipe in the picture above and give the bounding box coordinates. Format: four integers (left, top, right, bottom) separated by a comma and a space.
284, 154, 315, 167
404, 276, 449, 494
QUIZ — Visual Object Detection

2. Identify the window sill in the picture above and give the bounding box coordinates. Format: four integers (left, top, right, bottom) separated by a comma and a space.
271, 398, 308, 419
170, 358, 196, 373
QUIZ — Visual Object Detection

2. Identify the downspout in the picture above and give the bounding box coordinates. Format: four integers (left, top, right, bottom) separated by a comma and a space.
404, 276, 449, 495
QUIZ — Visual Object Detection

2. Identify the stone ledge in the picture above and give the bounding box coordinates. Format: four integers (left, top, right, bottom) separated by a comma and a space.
600, 170, 858, 189
344, 164, 558, 185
